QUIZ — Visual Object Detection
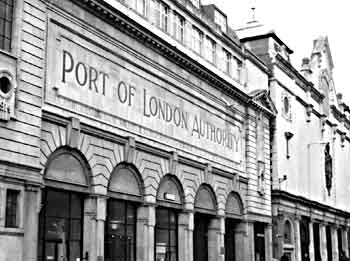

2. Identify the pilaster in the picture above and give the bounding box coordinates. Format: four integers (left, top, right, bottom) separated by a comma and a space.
294, 217, 302, 261
178, 211, 194, 261
331, 226, 339, 261
137, 204, 156, 261
309, 220, 315, 261
234, 221, 249, 261
23, 184, 41, 261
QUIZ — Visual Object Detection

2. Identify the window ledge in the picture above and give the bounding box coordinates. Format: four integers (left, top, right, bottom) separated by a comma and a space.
0, 49, 18, 61
0, 227, 24, 236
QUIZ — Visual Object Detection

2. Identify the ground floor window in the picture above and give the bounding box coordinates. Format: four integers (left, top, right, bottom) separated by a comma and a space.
194, 213, 210, 261
155, 207, 178, 261
105, 199, 137, 261
38, 188, 84, 261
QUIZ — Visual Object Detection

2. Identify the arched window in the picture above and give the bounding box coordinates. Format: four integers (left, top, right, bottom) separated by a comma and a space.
38, 148, 90, 261
155, 175, 184, 261
105, 163, 143, 261
284, 220, 292, 244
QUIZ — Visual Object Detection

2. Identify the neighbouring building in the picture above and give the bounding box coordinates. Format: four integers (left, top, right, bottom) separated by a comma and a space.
237, 21, 350, 261
0, 1, 275, 261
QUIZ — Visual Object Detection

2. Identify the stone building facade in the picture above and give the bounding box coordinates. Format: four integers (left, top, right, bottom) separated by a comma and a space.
0, 1, 275, 261
237, 23, 350, 261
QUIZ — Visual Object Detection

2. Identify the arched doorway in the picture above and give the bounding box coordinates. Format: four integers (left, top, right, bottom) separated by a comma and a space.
155, 174, 184, 261
105, 163, 143, 261
193, 184, 217, 261
225, 192, 244, 261
38, 148, 91, 261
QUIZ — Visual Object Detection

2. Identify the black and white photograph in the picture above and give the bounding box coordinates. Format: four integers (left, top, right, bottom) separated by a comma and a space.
0, 0, 349, 261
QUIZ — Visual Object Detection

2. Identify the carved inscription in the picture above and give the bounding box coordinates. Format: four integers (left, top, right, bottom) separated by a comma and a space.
46, 26, 243, 163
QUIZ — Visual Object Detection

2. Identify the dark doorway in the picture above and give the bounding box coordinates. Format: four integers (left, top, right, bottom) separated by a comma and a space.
194, 213, 210, 261
225, 219, 237, 261
326, 226, 332, 261
254, 223, 265, 261
38, 188, 84, 261
300, 217, 310, 261
105, 199, 137, 261
337, 228, 343, 259
313, 223, 321, 261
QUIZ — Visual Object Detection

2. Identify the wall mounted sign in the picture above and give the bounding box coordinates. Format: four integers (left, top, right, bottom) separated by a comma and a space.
46, 20, 243, 163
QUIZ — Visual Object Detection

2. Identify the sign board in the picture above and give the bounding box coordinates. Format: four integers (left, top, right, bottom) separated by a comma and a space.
46, 20, 243, 163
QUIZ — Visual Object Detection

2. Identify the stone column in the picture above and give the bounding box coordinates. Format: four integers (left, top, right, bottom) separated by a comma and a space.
265, 223, 273, 261
309, 220, 315, 261
234, 221, 249, 261
137, 205, 155, 261
83, 196, 98, 261
96, 196, 107, 261
294, 217, 302, 261
343, 228, 349, 257
23, 184, 40, 261
247, 222, 255, 261
178, 211, 194, 261
320, 224, 327, 261
208, 217, 225, 261
331, 226, 339, 261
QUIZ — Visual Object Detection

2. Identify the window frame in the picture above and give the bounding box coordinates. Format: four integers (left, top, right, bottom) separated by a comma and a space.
172, 11, 185, 43
155, 207, 178, 261
127, 0, 146, 16
204, 36, 216, 64
38, 188, 84, 261
5, 189, 20, 228
150, 0, 169, 33
191, 26, 203, 55
214, 10, 227, 32
0, 0, 15, 52
105, 198, 137, 261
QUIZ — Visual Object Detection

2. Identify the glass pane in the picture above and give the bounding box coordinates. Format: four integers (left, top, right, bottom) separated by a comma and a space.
70, 219, 81, 240
69, 241, 81, 261
46, 190, 69, 218
169, 230, 176, 247
156, 228, 169, 245
45, 217, 67, 242
127, 242, 135, 261
127, 224, 135, 243
127, 203, 135, 225
156, 208, 168, 227
70, 194, 82, 218
108, 200, 125, 222
45, 242, 56, 261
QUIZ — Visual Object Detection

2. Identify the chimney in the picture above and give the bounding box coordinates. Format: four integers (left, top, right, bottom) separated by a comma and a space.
300, 57, 312, 80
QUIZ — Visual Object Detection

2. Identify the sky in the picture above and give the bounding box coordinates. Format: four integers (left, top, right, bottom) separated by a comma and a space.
201, 0, 350, 103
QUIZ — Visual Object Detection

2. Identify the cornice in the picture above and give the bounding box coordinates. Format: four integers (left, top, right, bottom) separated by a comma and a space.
72, 0, 253, 104
69, 0, 276, 120
272, 190, 350, 218
274, 54, 324, 103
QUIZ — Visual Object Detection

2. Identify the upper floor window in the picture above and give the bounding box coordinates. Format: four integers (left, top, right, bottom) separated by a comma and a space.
0, 0, 14, 52
218, 48, 231, 74
150, 0, 169, 32
231, 56, 242, 81
192, 26, 203, 55
214, 10, 227, 32
126, 0, 146, 16
173, 12, 185, 43
204, 36, 216, 64
5, 189, 19, 228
